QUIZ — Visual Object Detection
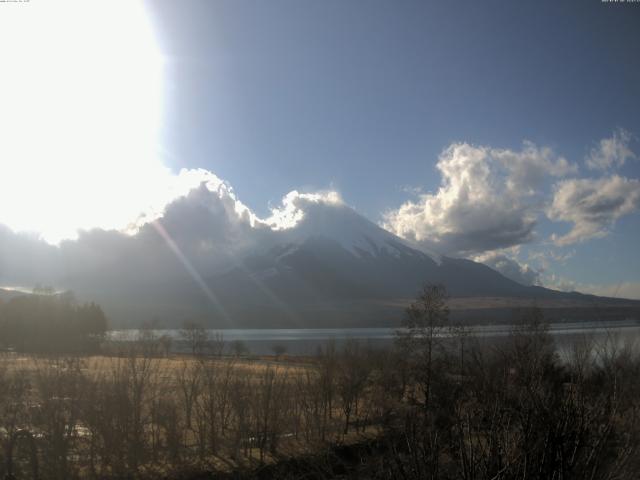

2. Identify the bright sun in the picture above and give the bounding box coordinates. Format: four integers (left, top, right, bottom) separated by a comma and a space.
0, 0, 174, 244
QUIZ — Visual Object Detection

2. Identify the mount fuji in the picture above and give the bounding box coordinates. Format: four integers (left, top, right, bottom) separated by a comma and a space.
134, 200, 638, 329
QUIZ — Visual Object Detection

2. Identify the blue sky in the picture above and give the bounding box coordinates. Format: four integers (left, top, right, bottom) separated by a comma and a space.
146, 0, 640, 295
151, 0, 639, 212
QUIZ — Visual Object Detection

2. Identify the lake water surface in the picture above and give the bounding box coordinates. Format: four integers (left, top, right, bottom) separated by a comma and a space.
111, 320, 640, 355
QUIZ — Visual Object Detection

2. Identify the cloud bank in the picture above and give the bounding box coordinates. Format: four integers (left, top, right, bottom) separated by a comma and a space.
384, 132, 640, 255
382, 141, 575, 256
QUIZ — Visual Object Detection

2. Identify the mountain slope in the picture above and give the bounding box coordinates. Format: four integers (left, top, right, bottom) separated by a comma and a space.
160, 204, 637, 328
210, 203, 552, 302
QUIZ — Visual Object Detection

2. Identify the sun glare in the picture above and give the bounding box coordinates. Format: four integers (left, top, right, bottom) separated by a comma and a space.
0, 0, 171, 243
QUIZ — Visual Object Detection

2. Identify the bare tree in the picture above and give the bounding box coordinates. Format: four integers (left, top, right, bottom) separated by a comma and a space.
33, 356, 85, 479
209, 331, 225, 357
180, 321, 209, 357
397, 284, 450, 409
176, 360, 201, 431
336, 339, 371, 434
0, 365, 37, 480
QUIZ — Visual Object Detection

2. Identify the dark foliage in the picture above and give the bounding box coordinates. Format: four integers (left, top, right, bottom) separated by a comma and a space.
0, 292, 107, 353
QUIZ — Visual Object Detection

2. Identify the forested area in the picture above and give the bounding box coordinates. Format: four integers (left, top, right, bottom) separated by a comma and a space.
0, 287, 638, 479
0, 291, 107, 353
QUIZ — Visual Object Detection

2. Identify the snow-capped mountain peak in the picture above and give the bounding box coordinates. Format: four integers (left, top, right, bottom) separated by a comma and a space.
274, 200, 442, 263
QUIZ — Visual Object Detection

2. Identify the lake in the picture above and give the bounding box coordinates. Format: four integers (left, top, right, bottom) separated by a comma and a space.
111, 319, 640, 356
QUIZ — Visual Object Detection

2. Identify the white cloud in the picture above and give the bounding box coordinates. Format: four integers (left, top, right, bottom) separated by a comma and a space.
492, 141, 577, 195
586, 128, 635, 171
542, 274, 579, 293
547, 175, 640, 245
474, 251, 541, 286
526, 248, 575, 272
266, 190, 344, 230
383, 142, 575, 256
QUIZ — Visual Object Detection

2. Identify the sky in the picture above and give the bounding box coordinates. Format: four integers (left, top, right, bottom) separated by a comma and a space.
0, 0, 639, 298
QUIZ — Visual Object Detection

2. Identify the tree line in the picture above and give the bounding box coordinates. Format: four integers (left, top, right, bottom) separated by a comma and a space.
0, 289, 107, 353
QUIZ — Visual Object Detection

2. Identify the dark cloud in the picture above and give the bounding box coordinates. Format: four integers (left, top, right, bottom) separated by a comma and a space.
0, 225, 60, 288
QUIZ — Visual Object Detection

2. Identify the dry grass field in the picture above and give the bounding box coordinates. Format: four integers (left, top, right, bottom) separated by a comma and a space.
1, 352, 314, 378
0, 345, 384, 479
